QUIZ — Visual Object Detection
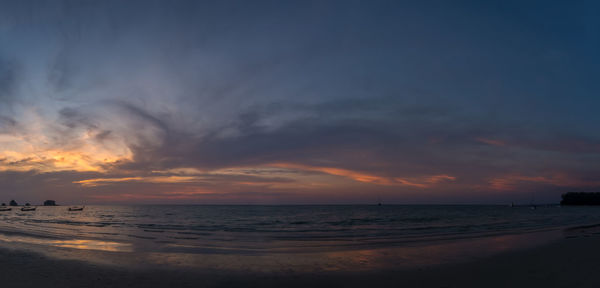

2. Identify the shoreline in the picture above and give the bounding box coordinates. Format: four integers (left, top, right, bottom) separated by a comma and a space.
0, 226, 598, 287
0, 227, 565, 272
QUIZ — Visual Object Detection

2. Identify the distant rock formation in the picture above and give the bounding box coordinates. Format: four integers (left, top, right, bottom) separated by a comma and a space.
43, 200, 57, 206
561, 192, 600, 205
9, 200, 18, 206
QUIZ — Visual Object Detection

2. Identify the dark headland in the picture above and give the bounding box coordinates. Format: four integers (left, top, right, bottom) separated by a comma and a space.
561, 192, 600, 205
43, 200, 57, 206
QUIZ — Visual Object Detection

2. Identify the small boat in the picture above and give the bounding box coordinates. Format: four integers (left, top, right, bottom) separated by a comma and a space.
68, 206, 85, 211
0, 207, 11, 211
21, 206, 36, 211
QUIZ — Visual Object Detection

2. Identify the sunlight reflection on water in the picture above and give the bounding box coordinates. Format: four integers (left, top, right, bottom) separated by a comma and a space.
0, 234, 132, 252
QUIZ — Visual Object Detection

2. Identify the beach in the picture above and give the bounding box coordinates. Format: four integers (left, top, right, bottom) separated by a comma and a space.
1, 1, 596, 286
1, 205, 599, 287
0, 226, 598, 288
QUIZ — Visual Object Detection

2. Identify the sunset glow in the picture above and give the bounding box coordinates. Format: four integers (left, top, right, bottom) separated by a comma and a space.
0, 1, 597, 205
2, 3, 600, 288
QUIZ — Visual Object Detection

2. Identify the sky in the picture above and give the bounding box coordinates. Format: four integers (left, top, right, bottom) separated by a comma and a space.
0, 0, 599, 204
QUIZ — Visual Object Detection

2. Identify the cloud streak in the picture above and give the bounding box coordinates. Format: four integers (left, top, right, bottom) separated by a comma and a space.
0, 1, 598, 204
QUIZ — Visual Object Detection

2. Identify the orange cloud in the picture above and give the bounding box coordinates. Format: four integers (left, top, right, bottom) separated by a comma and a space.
0, 145, 131, 173
476, 138, 507, 147
89, 189, 214, 201
0, 110, 133, 173
74, 176, 200, 187
394, 174, 457, 188
269, 163, 455, 188
75, 163, 456, 191
489, 173, 600, 190
269, 163, 393, 185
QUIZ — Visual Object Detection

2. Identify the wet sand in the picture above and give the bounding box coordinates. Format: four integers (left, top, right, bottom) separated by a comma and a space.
1, 228, 599, 288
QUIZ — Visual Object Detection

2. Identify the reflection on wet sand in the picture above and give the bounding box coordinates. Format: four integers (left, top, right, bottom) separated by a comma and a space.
137, 230, 564, 272
0, 228, 564, 273
50, 239, 132, 252
0, 234, 132, 252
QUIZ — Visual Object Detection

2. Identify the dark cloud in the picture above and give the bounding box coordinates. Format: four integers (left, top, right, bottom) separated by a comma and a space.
0, 115, 17, 133
0, 58, 18, 104
0, 0, 598, 203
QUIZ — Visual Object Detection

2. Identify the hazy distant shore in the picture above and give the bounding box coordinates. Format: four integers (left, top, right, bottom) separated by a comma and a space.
0, 226, 599, 288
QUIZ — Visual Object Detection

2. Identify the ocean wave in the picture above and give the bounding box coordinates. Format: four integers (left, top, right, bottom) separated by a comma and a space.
0, 205, 599, 254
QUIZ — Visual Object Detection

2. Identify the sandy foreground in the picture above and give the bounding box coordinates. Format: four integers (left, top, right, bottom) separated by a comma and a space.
0, 228, 599, 288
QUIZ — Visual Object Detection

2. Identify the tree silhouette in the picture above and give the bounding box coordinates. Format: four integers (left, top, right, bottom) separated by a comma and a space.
561, 192, 600, 205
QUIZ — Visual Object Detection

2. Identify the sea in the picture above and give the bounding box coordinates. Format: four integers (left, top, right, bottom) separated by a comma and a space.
0, 205, 598, 271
